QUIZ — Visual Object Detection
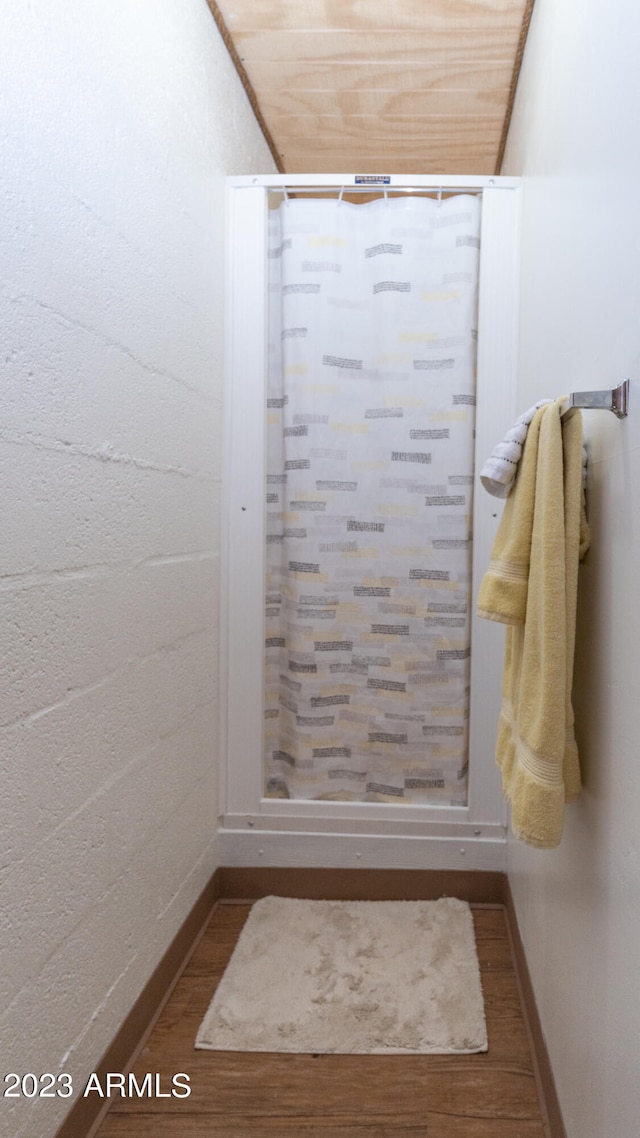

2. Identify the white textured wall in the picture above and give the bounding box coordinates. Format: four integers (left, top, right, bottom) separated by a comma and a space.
0, 1, 275, 1135
502, 1, 640, 1135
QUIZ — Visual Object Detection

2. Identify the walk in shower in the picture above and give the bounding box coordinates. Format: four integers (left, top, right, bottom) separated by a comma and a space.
220, 175, 520, 871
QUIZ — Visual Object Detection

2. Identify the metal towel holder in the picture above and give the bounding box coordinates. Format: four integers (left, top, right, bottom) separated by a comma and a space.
561, 379, 630, 419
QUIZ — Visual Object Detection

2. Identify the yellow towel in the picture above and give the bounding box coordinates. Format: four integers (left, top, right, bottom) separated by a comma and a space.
477, 398, 590, 848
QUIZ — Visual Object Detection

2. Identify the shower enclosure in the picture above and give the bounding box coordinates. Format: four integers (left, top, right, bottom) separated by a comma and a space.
220, 175, 520, 872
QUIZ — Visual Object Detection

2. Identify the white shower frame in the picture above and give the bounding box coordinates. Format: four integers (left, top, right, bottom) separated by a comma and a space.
219, 174, 521, 872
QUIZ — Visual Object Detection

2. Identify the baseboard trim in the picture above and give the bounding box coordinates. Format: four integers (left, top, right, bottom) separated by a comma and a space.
503, 876, 566, 1138
54, 869, 221, 1138
218, 865, 506, 904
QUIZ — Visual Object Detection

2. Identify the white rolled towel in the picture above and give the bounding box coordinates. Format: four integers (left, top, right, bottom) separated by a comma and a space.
480, 399, 588, 497
480, 400, 552, 497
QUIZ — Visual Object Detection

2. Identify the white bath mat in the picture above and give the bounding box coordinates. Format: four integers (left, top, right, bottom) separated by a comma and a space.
195, 895, 487, 1055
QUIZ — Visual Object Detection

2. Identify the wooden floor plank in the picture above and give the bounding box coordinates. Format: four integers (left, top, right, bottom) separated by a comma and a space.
99, 1115, 547, 1138
98, 1117, 388, 1136
95, 900, 546, 1137
419, 1118, 547, 1138
479, 968, 523, 1017
472, 910, 515, 972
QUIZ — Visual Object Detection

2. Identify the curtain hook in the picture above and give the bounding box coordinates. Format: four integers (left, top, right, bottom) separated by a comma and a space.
338, 186, 344, 206
282, 185, 289, 202
383, 186, 388, 207
437, 186, 442, 207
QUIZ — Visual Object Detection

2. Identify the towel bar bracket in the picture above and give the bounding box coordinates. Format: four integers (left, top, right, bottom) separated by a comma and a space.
563, 379, 629, 419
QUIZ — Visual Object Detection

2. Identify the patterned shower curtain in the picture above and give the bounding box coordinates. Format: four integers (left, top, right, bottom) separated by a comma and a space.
264, 193, 481, 805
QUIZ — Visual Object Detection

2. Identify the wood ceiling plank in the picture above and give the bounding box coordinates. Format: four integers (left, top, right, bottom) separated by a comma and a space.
276, 144, 499, 173
259, 87, 508, 118
242, 60, 514, 95
276, 155, 498, 174
217, 0, 525, 34
269, 115, 504, 147
276, 156, 498, 176
232, 29, 524, 65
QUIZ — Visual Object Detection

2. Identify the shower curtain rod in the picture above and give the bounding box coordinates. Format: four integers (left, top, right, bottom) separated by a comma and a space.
274, 185, 482, 197
561, 379, 630, 419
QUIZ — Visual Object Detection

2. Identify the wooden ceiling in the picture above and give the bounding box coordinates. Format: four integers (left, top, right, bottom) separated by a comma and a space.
206, 0, 534, 176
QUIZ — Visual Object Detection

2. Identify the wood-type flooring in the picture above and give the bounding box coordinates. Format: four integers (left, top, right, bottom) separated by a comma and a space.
95, 902, 547, 1138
